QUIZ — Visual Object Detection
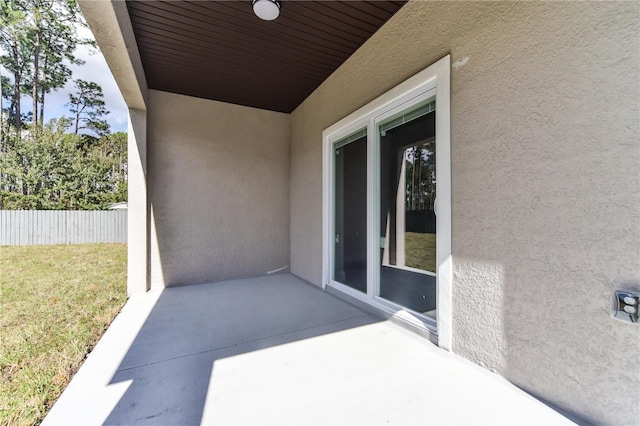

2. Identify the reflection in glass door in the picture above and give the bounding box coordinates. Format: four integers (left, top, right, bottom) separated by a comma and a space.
333, 130, 367, 293
378, 100, 437, 318
325, 57, 451, 339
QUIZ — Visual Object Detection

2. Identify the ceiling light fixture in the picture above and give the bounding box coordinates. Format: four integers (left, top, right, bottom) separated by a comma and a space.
252, 0, 280, 21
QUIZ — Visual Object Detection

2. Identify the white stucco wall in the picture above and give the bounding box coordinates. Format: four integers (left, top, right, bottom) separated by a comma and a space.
289, 1, 639, 424
148, 90, 290, 287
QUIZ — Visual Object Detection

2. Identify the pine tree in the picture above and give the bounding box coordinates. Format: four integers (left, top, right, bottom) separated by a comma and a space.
67, 79, 110, 137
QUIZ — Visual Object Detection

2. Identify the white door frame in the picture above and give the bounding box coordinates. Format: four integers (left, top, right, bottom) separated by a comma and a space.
322, 55, 452, 350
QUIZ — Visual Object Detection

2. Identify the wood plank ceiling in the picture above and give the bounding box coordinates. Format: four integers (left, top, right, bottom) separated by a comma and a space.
126, 1, 406, 113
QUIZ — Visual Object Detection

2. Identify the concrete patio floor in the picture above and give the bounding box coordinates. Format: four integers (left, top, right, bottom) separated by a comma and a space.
44, 274, 576, 425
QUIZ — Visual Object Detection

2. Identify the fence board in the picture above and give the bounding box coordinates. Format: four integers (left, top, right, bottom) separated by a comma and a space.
0, 210, 127, 246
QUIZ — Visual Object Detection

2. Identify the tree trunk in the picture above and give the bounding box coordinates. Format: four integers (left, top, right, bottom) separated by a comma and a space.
3, 96, 14, 150
40, 87, 46, 126
32, 15, 41, 128
13, 77, 21, 139
21, 154, 28, 196
410, 148, 417, 210
11, 44, 22, 139
417, 148, 423, 210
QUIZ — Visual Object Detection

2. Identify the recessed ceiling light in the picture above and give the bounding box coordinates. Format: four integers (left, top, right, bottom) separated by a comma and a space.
252, 0, 280, 21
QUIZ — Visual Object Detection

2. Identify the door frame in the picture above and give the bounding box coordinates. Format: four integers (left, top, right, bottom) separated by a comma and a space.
322, 55, 452, 350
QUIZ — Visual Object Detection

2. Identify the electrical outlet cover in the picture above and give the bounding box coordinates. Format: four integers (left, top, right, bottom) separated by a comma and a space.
613, 291, 640, 324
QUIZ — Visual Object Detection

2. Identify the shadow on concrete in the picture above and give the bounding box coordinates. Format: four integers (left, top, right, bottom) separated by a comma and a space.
104, 274, 380, 425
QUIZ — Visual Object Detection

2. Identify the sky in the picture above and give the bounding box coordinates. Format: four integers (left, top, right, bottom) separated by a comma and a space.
1, 24, 128, 133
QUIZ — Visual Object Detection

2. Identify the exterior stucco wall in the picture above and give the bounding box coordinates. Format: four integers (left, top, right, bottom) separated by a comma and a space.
127, 108, 148, 294
148, 90, 290, 287
289, 1, 639, 424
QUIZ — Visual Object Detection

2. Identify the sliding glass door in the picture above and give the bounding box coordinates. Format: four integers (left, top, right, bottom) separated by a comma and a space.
377, 99, 437, 318
332, 130, 367, 293
325, 56, 451, 339
329, 98, 438, 319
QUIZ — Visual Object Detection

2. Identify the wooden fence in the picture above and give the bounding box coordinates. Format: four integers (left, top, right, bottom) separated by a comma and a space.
0, 210, 127, 246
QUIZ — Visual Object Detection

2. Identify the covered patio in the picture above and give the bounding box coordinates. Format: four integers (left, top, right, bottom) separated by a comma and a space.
44, 274, 574, 425
65, 0, 639, 423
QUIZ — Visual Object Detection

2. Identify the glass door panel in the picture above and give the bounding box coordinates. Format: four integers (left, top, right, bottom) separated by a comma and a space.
333, 130, 367, 293
378, 100, 437, 318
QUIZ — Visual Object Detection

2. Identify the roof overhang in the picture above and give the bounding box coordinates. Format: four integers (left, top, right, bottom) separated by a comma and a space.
79, 0, 406, 113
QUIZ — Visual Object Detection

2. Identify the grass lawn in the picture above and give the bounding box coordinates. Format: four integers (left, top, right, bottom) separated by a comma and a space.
405, 232, 436, 273
0, 244, 127, 425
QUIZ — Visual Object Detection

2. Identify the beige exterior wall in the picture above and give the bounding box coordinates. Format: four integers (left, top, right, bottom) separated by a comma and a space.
127, 108, 149, 294
148, 90, 290, 287
289, 1, 639, 424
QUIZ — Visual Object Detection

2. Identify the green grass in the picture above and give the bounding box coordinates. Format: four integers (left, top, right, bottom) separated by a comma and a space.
0, 244, 127, 426
405, 232, 436, 273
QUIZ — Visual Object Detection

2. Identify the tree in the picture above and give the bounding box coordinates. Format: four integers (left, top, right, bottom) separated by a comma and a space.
404, 141, 435, 212
1, 74, 13, 152
101, 131, 127, 200
0, 118, 79, 208
25, 0, 89, 127
0, 0, 89, 135
0, 119, 126, 210
0, 0, 30, 139
0, 0, 123, 210
36, 12, 86, 125
67, 79, 110, 137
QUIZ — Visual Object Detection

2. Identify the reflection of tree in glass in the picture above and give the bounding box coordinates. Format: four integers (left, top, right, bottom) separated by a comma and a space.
405, 139, 435, 211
